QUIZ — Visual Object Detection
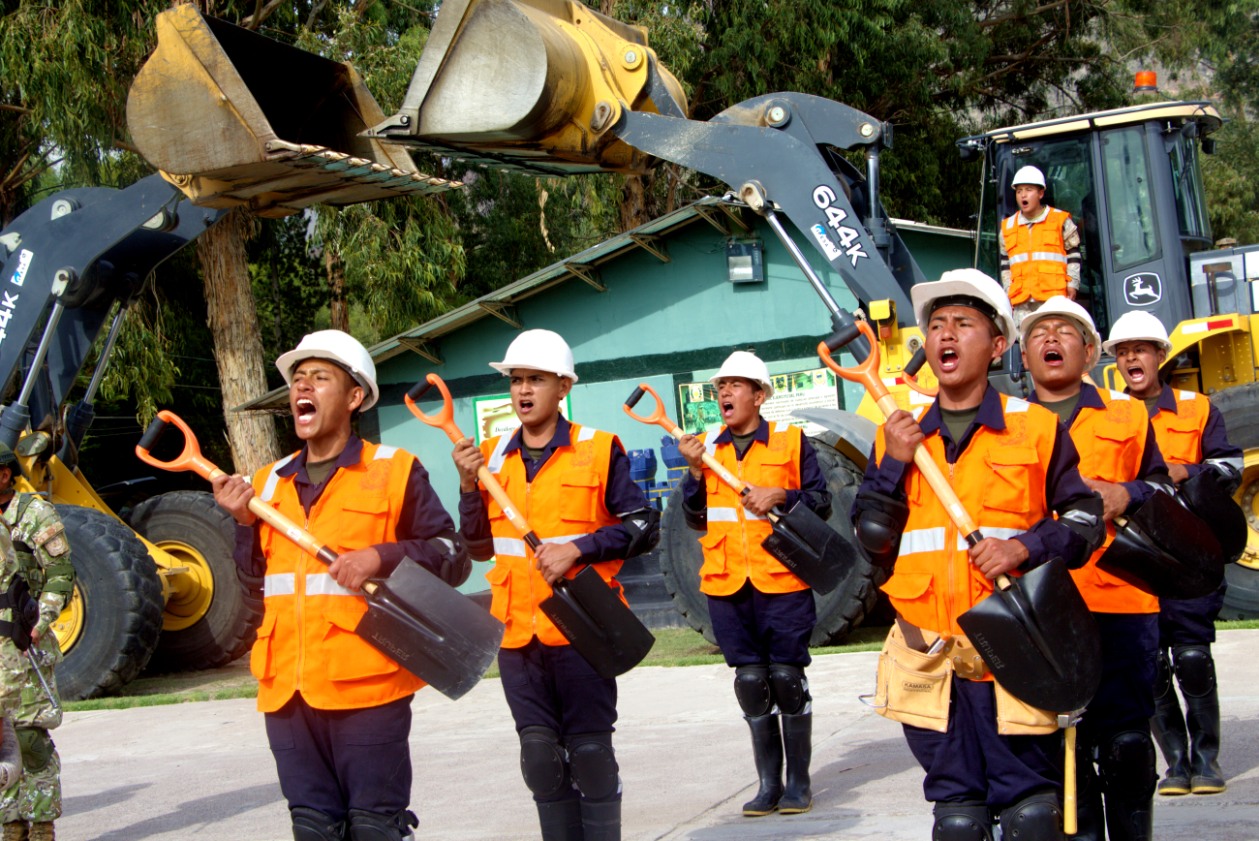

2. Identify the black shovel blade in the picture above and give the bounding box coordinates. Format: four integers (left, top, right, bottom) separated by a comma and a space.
355, 560, 505, 701
761, 501, 852, 595
1179, 469, 1247, 564
541, 566, 655, 679
1098, 490, 1224, 599
958, 559, 1101, 713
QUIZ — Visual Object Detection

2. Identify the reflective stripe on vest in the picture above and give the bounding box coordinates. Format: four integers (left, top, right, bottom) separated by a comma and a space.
879, 393, 1060, 637
1003, 207, 1071, 305
1069, 389, 1159, 614
480, 423, 625, 648
698, 422, 806, 597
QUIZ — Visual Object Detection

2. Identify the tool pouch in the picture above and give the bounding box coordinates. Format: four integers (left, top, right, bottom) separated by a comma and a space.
993, 680, 1058, 735
872, 622, 952, 732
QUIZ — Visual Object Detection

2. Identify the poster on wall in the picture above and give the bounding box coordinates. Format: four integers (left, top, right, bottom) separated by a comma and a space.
471, 394, 573, 444
676, 367, 840, 437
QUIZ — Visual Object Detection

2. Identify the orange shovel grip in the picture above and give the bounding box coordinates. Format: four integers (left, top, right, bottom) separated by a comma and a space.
134, 410, 224, 481
405, 373, 463, 444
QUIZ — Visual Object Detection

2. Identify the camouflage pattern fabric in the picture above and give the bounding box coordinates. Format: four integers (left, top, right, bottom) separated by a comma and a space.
0, 524, 26, 719
0, 495, 71, 822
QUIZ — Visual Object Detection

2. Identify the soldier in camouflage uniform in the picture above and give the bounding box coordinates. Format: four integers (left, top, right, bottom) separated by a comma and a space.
0, 444, 74, 841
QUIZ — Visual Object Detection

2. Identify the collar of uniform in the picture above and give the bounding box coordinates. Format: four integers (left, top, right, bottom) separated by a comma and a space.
503, 414, 574, 457
1029, 381, 1106, 414
1017, 205, 1051, 225
713, 416, 771, 447
1152, 386, 1179, 415
919, 384, 1007, 438
277, 434, 364, 482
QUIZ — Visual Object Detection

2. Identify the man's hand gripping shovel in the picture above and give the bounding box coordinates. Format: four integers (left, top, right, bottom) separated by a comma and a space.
406, 375, 654, 679
622, 383, 848, 594
135, 410, 504, 701
819, 321, 1101, 833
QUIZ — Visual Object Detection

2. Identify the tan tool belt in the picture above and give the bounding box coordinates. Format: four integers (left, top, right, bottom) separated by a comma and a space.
869, 620, 1057, 735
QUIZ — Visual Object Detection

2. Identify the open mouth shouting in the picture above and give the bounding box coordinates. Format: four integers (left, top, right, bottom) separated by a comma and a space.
515, 397, 535, 418
1125, 363, 1149, 387
720, 398, 736, 420
294, 397, 317, 427
936, 346, 961, 374
1041, 346, 1065, 367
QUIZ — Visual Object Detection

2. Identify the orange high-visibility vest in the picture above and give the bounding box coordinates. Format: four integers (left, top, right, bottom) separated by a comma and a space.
878, 394, 1060, 638
250, 441, 424, 713
1150, 390, 1210, 466
1068, 389, 1160, 614
1003, 207, 1072, 305
480, 424, 625, 648
698, 422, 807, 597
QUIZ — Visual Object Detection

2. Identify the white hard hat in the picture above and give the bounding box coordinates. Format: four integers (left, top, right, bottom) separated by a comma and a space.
1012, 166, 1047, 189
911, 268, 1016, 343
489, 329, 579, 382
1019, 296, 1102, 369
276, 329, 379, 410
712, 350, 774, 398
1103, 310, 1172, 355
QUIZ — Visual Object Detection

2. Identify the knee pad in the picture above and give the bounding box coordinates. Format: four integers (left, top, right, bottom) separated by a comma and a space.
291, 806, 346, 841
998, 791, 1063, 841
520, 726, 570, 800
1172, 645, 1216, 698
347, 809, 417, 841
1153, 649, 1173, 701
734, 665, 773, 717
931, 801, 993, 841
768, 664, 811, 716
1100, 730, 1156, 801
567, 732, 620, 802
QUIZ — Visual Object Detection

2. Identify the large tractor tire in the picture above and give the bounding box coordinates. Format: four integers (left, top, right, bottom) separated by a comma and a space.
129, 490, 262, 672
659, 437, 880, 645
1213, 382, 1259, 619
53, 505, 164, 700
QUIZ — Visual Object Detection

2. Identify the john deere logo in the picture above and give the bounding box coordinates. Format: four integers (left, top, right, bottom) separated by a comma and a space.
1124, 272, 1162, 305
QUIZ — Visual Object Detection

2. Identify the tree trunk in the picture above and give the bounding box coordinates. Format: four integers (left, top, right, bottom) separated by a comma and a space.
327, 248, 349, 332
196, 209, 281, 474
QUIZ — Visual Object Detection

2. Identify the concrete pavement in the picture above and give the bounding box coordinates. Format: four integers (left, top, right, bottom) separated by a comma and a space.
57, 630, 1259, 840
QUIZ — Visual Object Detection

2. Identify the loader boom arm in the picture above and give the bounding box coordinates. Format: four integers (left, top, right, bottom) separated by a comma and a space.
0, 175, 224, 449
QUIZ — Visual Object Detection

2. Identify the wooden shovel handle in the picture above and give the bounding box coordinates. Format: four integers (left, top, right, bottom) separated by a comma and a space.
817, 323, 1010, 588
406, 375, 541, 552
136, 411, 338, 567
623, 383, 749, 495
1064, 724, 1078, 834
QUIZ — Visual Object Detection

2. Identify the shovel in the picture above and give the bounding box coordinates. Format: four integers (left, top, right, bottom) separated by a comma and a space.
1178, 468, 1246, 564
1099, 489, 1225, 599
135, 410, 503, 701
622, 382, 848, 594
406, 374, 654, 679
819, 320, 1098, 831
818, 321, 1101, 712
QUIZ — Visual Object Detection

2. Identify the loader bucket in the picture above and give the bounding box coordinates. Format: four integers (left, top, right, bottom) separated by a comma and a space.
127, 6, 458, 218
364, 0, 688, 176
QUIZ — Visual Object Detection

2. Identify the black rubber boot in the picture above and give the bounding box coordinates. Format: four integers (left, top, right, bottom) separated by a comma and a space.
1099, 732, 1155, 841
778, 712, 812, 814
536, 797, 584, 841
741, 714, 783, 816
1151, 651, 1191, 796
1185, 688, 1226, 794
579, 798, 620, 841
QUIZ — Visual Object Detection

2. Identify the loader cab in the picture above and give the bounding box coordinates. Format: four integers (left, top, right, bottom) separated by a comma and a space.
961, 102, 1222, 340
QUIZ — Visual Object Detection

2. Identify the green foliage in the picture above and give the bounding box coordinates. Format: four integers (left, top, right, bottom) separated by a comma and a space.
1203, 114, 1259, 245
